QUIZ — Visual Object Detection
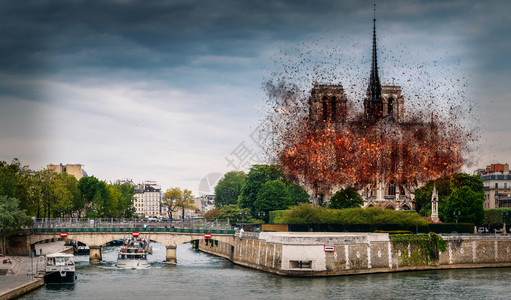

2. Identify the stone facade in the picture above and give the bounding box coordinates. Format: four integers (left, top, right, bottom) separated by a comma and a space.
478, 163, 511, 209
304, 18, 413, 210
199, 232, 511, 277
134, 181, 162, 218
47, 163, 86, 180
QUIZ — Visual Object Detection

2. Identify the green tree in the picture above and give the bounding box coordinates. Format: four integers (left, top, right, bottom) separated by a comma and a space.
0, 159, 35, 216
203, 208, 221, 220
329, 187, 363, 209
78, 176, 100, 215
414, 173, 484, 221
204, 205, 252, 223
163, 187, 196, 219
111, 183, 135, 218
52, 172, 75, 217
442, 186, 484, 224
38, 169, 60, 218
163, 187, 182, 220
254, 180, 293, 222
175, 189, 196, 219
287, 183, 310, 205
214, 171, 246, 208
219, 204, 252, 223
91, 181, 111, 218
0, 195, 31, 255
239, 165, 286, 215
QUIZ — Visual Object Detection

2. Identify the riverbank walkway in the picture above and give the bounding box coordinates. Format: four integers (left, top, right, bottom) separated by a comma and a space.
0, 241, 72, 300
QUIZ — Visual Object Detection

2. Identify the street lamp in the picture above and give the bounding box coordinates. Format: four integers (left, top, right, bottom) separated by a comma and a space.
454, 211, 460, 223
501, 211, 509, 233
239, 211, 246, 224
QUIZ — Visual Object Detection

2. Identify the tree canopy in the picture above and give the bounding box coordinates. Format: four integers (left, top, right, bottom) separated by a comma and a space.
287, 183, 310, 205
203, 204, 254, 223
414, 173, 484, 222
328, 187, 363, 209
163, 187, 196, 219
214, 171, 246, 208
254, 180, 293, 222
442, 186, 484, 224
239, 165, 287, 215
1, 195, 31, 255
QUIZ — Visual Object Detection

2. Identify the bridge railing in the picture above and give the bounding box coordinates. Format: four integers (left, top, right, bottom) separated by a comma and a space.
31, 218, 232, 231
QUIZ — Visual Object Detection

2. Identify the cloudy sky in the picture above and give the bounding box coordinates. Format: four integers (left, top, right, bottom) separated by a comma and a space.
0, 0, 509, 194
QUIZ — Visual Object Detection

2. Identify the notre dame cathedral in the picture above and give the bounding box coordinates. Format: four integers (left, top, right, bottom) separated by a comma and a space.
307, 13, 414, 210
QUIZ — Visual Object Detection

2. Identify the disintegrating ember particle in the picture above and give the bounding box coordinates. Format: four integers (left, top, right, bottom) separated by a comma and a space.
259, 21, 478, 200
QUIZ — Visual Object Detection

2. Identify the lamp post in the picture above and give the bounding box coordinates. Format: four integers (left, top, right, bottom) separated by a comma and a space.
501, 211, 509, 234
454, 211, 460, 223
239, 211, 246, 224
258, 212, 266, 223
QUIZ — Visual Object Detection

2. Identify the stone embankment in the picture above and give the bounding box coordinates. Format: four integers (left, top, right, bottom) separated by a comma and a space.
0, 241, 73, 300
198, 232, 511, 277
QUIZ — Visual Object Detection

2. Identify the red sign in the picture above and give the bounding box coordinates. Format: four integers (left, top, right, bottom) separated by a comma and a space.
132, 231, 139, 237
60, 232, 68, 238
204, 233, 211, 239
324, 245, 335, 252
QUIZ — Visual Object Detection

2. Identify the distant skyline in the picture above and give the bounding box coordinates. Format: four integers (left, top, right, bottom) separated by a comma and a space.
1, 0, 510, 195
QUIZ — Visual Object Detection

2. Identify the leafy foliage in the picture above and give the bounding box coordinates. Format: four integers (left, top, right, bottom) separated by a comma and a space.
392, 233, 447, 266
279, 204, 429, 226
0, 159, 37, 216
203, 204, 252, 223
238, 165, 286, 215
0, 195, 31, 255
328, 187, 363, 209
214, 171, 246, 208
287, 183, 310, 205
203, 208, 221, 220
484, 208, 511, 226
442, 186, 484, 224
254, 180, 293, 222
163, 187, 196, 219
414, 173, 484, 221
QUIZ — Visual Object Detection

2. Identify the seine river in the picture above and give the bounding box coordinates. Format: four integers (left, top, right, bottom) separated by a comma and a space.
22, 242, 511, 299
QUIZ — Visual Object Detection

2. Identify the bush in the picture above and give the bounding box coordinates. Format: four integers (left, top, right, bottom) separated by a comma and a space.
428, 223, 474, 234
269, 210, 287, 224
278, 205, 428, 227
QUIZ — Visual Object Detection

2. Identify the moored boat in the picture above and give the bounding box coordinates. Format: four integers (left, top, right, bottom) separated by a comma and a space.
44, 253, 77, 284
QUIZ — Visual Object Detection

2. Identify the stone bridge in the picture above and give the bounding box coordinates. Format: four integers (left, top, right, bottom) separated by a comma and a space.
28, 228, 235, 263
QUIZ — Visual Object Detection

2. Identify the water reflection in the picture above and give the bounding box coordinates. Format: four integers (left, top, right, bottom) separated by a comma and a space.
22, 243, 511, 300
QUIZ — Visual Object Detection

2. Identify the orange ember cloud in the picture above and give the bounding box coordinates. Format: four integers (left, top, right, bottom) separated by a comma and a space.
276, 115, 465, 190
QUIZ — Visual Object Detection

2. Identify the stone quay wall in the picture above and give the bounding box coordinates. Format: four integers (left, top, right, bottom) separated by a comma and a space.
198, 232, 511, 277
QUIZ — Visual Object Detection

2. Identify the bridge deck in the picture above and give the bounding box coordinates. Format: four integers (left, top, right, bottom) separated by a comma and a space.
31, 227, 235, 234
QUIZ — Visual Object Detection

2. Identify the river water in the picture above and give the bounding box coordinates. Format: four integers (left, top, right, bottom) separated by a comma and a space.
21, 242, 511, 299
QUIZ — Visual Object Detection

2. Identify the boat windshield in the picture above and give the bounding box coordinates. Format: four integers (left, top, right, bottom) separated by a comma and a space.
118, 254, 147, 260
47, 256, 74, 266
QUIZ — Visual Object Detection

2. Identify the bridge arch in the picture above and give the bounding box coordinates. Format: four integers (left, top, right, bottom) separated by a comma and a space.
29, 231, 234, 264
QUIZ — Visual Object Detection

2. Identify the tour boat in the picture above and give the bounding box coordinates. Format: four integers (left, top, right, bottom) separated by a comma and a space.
116, 238, 151, 269
44, 253, 77, 284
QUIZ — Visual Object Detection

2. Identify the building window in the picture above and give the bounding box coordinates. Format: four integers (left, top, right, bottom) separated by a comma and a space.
496, 183, 499, 189
505, 183, 508, 189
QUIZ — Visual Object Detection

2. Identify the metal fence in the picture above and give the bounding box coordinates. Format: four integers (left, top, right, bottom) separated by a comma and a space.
31, 218, 232, 230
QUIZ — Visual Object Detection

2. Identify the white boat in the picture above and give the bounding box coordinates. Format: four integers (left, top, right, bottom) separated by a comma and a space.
116, 238, 151, 269
44, 253, 77, 284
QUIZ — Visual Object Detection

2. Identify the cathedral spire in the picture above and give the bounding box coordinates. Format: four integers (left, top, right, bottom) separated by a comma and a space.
368, 4, 382, 101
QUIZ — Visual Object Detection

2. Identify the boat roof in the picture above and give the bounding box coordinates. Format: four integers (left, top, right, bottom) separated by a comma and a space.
46, 253, 74, 258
